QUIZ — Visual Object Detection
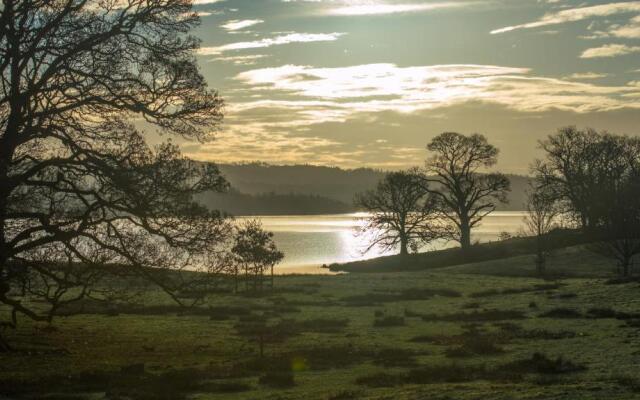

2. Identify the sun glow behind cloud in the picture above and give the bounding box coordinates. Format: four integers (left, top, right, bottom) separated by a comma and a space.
235, 63, 640, 114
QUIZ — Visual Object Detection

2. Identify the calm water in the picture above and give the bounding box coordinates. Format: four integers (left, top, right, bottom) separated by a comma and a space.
238, 212, 528, 274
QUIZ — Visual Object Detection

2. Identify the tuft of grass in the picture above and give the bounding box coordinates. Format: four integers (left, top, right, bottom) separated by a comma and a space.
342, 287, 461, 305
355, 372, 403, 388
421, 309, 527, 322
373, 316, 405, 327
444, 335, 504, 358
539, 308, 584, 319
373, 348, 418, 367
505, 352, 587, 375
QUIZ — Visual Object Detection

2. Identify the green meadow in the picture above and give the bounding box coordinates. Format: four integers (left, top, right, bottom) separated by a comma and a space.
2, 246, 640, 400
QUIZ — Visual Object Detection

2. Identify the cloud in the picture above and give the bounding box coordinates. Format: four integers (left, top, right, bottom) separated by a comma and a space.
325, 2, 469, 16
198, 32, 345, 55
491, 1, 640, 34
192, 0, 226, 4
234, 63, 640, 117
220, 19, 264, 31
611, 15, 640, 38
580, 44, 640, 59
566, 72, 610, 80
209, 54, 268, 65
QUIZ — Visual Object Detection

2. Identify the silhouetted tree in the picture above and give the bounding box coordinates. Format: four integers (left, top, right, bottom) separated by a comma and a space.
536, 127, 640, 276
533, 127, 634, 231
0, 0, 228, 350
590, 172, 640, 277
354, 168, 446, 256
232, 220, 284, 291
425, 132, 510, 250
524, 186, 560, 276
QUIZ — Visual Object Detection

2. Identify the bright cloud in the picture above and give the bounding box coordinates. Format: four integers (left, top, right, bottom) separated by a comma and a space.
198, 32, 345, 55
220, 19, 264, 31
567, 72, 610, 80
580, 44, 640, 59
210, 54, 268, 65
325, 2, 469, 16
235, 63, 640, 114
491, 1, 640, 34
611, 15, 640, 38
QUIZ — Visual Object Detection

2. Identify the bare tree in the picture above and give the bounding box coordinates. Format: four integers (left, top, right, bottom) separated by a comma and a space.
524, 186, 560, 276
425, 132, 510, 250
354, 168, 446, 256
590, 172, 640, 277
0, 0, 230, 349
231, 220, 284, 292
534, 127, 631, 231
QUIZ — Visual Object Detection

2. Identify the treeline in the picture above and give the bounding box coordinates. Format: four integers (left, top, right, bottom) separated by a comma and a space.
356, 128, 640, 278
198, 190, 353, 215
204, 163, 530, 214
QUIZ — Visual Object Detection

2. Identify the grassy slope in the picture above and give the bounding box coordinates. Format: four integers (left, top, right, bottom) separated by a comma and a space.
2, 249, 640, 399
329, 229, 588, 274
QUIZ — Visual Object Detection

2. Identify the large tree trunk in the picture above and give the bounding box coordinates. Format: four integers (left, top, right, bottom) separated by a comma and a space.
399, 236, 409, 256
0, 330, 11, 353
460, 217, 472, 250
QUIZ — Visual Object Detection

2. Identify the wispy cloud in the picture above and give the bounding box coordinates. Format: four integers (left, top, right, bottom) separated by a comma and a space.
198, 32, 345, 55
491, 1, 640, 34
209, 54, 268, 65
566, 72, 610, 80
220, 19, 264, 31
325, 2, 469, 16
580, 44, 640, 59
611, 15, 640, 39
193, 0, 226, 4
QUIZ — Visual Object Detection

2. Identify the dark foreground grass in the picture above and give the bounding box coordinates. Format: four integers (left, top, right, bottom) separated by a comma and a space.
1, 251, 639, 400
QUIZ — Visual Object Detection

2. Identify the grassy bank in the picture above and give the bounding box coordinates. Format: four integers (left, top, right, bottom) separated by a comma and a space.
2, 248, 639, 399
329, 229, 589, 274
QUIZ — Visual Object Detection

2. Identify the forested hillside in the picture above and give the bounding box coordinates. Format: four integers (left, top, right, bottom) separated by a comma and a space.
197, 163, 531, 215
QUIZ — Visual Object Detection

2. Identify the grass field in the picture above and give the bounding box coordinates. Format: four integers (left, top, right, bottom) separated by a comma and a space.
2, 246, 640, 399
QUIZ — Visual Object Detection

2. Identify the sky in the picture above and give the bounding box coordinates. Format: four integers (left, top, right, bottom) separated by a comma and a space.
184, 0, 640, 173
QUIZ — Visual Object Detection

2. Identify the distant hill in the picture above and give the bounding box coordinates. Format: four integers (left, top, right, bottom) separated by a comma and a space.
198, 162, 531, 215
216, 163, 385, 204
197, 189, 353, 216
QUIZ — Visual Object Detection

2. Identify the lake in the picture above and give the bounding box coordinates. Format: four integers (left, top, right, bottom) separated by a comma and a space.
238, 212, 528, 274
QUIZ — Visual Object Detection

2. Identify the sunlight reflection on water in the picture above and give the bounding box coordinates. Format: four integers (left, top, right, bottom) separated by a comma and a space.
237, 212, 528, 274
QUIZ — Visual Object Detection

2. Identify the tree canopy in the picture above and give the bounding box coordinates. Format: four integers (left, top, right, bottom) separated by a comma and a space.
0, 0, 228, 346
